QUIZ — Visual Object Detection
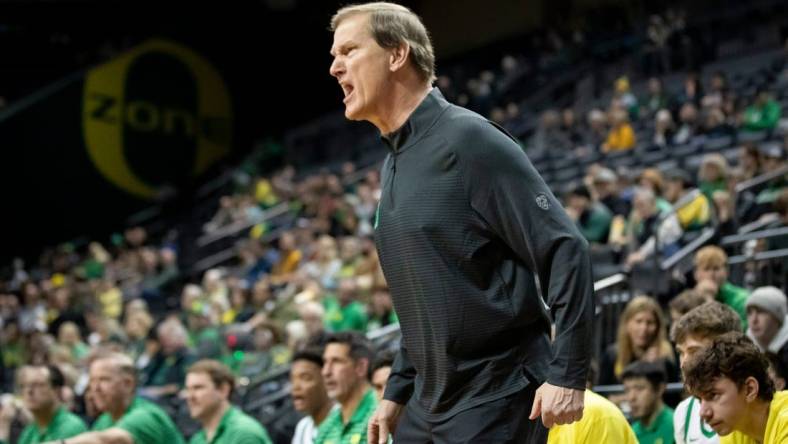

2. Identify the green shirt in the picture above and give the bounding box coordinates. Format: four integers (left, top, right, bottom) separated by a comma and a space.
578, 203, 613, 243
315, 388, 377, 444
16, 406, 87, 444
718, 282, 749, 329
631, 405, 675, 444
91, 397, 185, 444
324, 298, 368, 333
743, 100, 781, 131
188, 406, 272, 444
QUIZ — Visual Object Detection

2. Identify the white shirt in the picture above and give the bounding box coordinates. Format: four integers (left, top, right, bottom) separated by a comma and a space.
674, 396, 719, 444
292, 415, 318, 444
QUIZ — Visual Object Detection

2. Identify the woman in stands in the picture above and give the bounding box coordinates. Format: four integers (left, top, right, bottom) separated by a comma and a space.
599, 295, 679, 386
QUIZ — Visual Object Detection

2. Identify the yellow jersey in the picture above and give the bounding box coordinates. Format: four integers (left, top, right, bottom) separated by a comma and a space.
548, 390, 638, 444
720, 391, 788, 444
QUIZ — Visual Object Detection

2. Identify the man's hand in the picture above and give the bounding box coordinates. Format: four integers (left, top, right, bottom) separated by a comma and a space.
368, 399, 404, 444
528, 383, 584, 428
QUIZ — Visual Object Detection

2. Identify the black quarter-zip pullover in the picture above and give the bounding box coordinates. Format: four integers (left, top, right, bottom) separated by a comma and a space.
375, 88, 594, 421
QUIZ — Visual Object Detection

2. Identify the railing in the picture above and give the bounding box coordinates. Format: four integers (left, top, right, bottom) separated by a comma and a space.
734, 164, 788, 194
593, 273, 632, 362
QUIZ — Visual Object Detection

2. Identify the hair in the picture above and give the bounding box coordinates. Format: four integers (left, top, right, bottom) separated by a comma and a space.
684, 332, 775, 402
187, 359, 236, 396
331, 2, 436, 84
640, 168, 665, 194
325, 331, 374, 365
615, 296, 674, 378
372, 349, 396, 374
91, 351, 137, 384
292, 347, 325, 369
670, 301, 742, 344
621, 360, 668, 390
765, 351, 788, 384
694, 245, 728, 270
699, 153, 729, 182
668, 289, 707, 319
18, 365, 66, 390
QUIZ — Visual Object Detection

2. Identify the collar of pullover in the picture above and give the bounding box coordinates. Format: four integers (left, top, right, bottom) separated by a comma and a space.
381, 87, 449, 154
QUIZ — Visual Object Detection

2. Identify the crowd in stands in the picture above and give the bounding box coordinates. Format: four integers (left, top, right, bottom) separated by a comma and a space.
2, 10, 788, 444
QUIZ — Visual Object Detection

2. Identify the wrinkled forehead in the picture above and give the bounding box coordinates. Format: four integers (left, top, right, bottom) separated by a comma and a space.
331, 13, 371, 53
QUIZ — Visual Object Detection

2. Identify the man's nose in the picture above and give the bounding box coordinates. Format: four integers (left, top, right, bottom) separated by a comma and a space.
330, 58, 343, 78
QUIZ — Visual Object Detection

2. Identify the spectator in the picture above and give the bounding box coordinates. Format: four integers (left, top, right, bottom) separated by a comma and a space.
586, 108, 608, 150
0, 365, 86, 443
314, 332, 376, 444
738, 144, 762, 181
290, 348, 333, 444
746, 287, 788, 369
370, 350, 394, 402
271, 232, 303, 284
57, 321, 89, 363
766, 351, 788, 392
68, 352, 184, 444
667, 289, 707, 324
298, 302, 327, 345
612, 76, 639, 120
692, 246, 749, 327
674, 103, 700, 144
602, 107, 636, 152
670, 301, 742, 444
367, 289, 397, 331
639, 168, 673, 213
139, 319, 195, 398
564, 185, 613, 244
323, 278, 368, 333
742, 87, 782, 132
599, 296, 678, 385
654, 109, 675, 147
676, 73, 703, 107
701, 71, 728, 109
625, 187, 683, 267
593, 167, 631, 217
683, 332, 788, 443
702, 107, 733, 137
560, 108, 584, 148
622, 360, 675, 444
664, 169, 711, 231
754, 143, 787, 208
698, 153, 729, 201
643, 78, 671, 117
185, 359, 273, 444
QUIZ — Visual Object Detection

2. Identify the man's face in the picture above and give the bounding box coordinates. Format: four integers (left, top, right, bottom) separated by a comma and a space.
624, 377, 661, 420
330, 13, 393, 122
371, 366, 391, 401
185, 372, 227, 422
697, 377, 751, 436
19, 367, 57, 413
664, 180, 683, 203
290, 360, 328, 414
747, 306, 782, 346
694, 262, 728, 289
89, 359, 131, 413
322, 343, 365, 404
676, 335, 713, 371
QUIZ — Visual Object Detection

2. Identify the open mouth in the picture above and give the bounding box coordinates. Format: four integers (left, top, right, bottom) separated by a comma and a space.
341, 83, 354, 103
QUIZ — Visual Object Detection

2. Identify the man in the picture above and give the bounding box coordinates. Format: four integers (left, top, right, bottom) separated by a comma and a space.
625, 187, 683, 267
51, 352, 184, 444
370, 351, 394, 402
324, 278, 368, 333
140, 318, 195, 398
664, 169, 711, 231
314, 332, 376, 444
746, 287, 788, 369
683, 332, 788, 443
291, 349, 333, 444
742, 87, 782, 132
564, 185, 613, 244
621, 360, 675, 444
692, 246, 749, 327
0, 365, 86, 444
185, 359, 272, 444
328, 3, 594, 443
671, 301, 742, 444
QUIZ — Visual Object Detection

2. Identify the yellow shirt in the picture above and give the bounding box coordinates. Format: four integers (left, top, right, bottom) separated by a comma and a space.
721, 391, 788, 444
548, 390, 638, 444
676, 193, 710, 230
603, 123, 636, 152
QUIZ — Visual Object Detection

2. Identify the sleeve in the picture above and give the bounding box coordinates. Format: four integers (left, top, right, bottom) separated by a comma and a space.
456, 118, 595, 390
115, 409, 163, 444
382, 345, 416, 405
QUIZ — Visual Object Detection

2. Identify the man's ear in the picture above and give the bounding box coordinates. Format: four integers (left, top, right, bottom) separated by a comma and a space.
355, 357, 370, 380
743, 376, 760, 402
389, 42, 411, 73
